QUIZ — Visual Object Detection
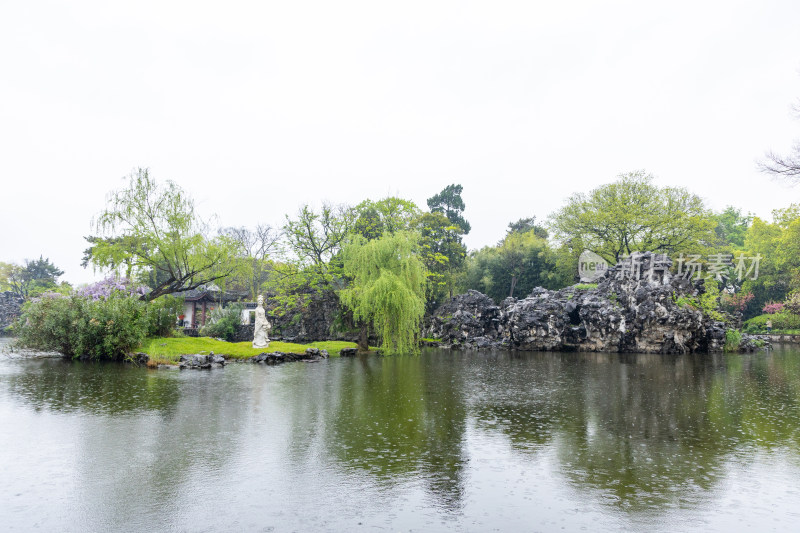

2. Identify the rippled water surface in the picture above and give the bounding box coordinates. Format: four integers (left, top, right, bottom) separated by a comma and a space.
2, 338, 800, 532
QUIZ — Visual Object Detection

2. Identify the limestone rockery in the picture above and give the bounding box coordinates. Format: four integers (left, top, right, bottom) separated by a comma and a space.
0, 291, 24, 334
425, 252, 728, 354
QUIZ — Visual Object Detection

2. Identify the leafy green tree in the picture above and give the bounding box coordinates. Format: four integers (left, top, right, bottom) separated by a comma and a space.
0, 261, 19, 293
274, 202, 357, 321
462, 231, 568, 302
461, 246, 497, 297
416, 212, 466, 304
713, 207, 752, 248
90, 168, 238, 301
496, 232, 535, 298
81, 236, 138, 278
2, 256, 64, 299
740, 204, 800, 318
219, 224, 280, 300
339, 232, 427, 354
283, 202, 355, 281
549, 171, 717, 263
427, 184, 471, 235
352, 204, 384, 241
493, 231, 563, 299
22, 256, 64, 285
551, 238, 587, 287
507, 216, 548, 239
352, 197, 420, 240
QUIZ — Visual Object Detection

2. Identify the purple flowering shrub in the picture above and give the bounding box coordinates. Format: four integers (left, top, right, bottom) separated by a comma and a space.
78, 277, 148, 301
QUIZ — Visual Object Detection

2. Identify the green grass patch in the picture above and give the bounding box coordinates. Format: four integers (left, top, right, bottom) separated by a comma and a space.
573, 283, 598, 290
140, 337, 359, 363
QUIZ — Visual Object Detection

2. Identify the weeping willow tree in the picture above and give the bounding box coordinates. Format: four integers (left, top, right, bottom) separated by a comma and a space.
339, 232, 428, 354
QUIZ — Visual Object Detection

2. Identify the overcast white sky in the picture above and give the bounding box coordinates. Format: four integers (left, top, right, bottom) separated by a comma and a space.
1, 0, 799, 285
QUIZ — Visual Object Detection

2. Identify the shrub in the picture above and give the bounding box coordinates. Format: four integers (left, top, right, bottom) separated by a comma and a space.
16, 292, 149, 360
675, 295, 697, 309
674, 283, 724, 321
720, 291, 754, 314
145, 295, 183, 337
724, 329, 742, 352
200, 304, 244, 342
743, 312, 800, 333
15, 292, 74, 355
698, 282, 725, 321
762, 302, 785, 314
15, 278, 183, 360
786, 292, 800, 315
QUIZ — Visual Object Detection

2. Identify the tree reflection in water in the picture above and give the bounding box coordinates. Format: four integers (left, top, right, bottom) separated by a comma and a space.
319, 354, 469, 511
3, 345, 800, 524
467, 347, 800, 511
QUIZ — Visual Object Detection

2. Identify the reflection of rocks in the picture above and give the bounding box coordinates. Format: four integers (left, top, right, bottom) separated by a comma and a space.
249, 348, 328, 365
180, 353, 226, 369
427, 252, 733, 354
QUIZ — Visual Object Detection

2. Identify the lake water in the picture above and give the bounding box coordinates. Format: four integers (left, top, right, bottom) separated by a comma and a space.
2, 338, 800, 532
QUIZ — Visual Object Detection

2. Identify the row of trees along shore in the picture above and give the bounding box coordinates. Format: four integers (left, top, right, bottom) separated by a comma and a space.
4, 161, 800, 357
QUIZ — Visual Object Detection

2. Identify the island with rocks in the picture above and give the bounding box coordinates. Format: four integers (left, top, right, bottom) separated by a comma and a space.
425, 252, 767, 354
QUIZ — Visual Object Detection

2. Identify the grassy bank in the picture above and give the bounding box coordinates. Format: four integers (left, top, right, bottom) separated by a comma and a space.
140, 337, 359, 365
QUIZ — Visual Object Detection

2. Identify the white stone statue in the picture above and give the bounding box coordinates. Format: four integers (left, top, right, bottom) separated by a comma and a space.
252, 294, 271, 349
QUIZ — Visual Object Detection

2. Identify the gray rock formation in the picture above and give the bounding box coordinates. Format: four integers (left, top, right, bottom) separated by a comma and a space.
424, 290, 506, 349
250, 347, 329, 365
129, 352, 150, 366
180, 353, 226, 369
0, 291, 24, 334
739, 334, 771, 352
232, 292, 378, 345
426, 252, 729, 354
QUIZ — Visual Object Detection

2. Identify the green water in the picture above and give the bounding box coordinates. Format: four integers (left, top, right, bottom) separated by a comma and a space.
2, 341, 800, 532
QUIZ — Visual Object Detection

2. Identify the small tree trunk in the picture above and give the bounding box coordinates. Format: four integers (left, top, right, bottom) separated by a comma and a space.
358, 322, 369, 353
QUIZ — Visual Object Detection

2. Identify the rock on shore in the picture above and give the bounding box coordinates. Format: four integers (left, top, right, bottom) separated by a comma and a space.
249, 347, 329, 365
425, 252, 729, 354
180, 353, 226, 369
